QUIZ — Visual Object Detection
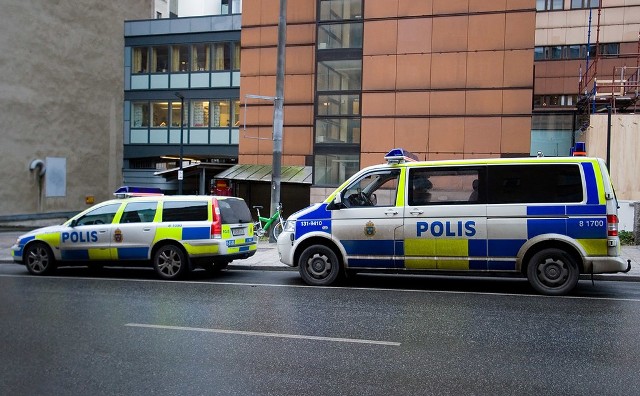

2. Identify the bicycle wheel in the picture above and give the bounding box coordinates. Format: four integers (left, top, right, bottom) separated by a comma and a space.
253, 221, 265, 238
272, 222, 283, 239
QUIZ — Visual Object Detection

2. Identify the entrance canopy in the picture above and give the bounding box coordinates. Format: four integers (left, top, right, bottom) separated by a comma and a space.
215, 164, 312, 184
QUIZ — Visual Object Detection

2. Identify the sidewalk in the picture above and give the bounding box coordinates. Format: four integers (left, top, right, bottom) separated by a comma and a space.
1, 229, 639, 280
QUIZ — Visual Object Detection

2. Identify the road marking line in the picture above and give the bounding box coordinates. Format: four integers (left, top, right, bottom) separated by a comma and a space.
125, 323, 401, 346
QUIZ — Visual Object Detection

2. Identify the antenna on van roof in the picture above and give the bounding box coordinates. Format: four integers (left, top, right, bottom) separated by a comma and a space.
384, 148, 419, 164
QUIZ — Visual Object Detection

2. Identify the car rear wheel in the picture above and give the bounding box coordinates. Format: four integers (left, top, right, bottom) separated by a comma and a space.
153, 244, 188, 280
527, 248, 579, 295
298, 244, 342, 286
24, 242, 56, 275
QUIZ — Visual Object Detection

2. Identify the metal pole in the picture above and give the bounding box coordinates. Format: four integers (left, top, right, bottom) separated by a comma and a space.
174, 92, 185, 195
606, 104, 612, 171
270, 0, 286, 242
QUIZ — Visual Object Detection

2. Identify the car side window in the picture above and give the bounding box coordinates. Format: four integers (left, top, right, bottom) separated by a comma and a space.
120, 202, 158, 223
408, 167, 483, 206
342, 169, 400, 208
75, 203, 122, 226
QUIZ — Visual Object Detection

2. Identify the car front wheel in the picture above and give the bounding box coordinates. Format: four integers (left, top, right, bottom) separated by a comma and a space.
24, 242, 56, 275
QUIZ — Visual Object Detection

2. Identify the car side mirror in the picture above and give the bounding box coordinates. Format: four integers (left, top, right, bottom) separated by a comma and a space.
328, 194, 342, 210
69, 219, 78, 228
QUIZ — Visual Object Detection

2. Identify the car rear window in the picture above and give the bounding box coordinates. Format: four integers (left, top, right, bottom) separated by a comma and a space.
162, 201, 208, 222
217, 198, 253, 224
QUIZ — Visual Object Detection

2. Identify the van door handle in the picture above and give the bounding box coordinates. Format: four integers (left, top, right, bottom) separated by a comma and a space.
384, 209, 398, 216
409, 208, 424, 215
143, 228, 151, 232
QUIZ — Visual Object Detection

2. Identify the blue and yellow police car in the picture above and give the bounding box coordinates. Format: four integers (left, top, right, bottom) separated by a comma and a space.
12, 188, 257, 279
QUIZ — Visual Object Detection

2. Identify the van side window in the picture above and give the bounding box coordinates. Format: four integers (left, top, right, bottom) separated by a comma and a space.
488, 164, 583, 204
120, 202, 157, 223
342, 169, 400, 208
408, 168, 481, 205
162, 201, 208, 221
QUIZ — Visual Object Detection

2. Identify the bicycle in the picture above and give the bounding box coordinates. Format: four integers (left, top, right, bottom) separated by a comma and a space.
253, 203, 285, 240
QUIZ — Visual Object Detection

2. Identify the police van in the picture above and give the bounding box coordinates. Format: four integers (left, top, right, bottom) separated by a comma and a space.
12, 189, 257, 279
277, 149, 629, 295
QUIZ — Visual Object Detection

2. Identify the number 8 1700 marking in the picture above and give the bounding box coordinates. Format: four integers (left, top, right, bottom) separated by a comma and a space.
579, 220, 604, 227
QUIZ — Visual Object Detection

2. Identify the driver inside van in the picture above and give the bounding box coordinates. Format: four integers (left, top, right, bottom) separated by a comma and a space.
411, 176, 433, 205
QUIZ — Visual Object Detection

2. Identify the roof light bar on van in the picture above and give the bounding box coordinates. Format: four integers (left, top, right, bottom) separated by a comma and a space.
384, 148, 419, 164
113, 186, 164, 198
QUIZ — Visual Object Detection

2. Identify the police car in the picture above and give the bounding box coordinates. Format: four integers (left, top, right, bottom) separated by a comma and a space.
11, 187, 257, 279
277, 149, 629, 295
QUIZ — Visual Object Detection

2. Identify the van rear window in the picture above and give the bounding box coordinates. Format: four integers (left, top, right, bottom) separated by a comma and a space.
487, 164, 583, 204
162, 201, 208, 222
217, 198, 253, 224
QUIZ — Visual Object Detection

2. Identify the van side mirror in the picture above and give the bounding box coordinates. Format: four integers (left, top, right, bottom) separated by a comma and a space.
69, 219, 78, 228
328, 194, 342, 210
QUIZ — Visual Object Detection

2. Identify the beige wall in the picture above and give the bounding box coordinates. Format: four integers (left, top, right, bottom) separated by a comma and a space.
584, 113, 640, 200
0, 0, 152, 217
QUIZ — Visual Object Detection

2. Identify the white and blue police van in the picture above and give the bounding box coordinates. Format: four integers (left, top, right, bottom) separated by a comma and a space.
277, 149, 629, 295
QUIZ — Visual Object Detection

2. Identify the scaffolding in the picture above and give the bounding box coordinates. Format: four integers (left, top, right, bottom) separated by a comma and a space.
577, 5, 640, 116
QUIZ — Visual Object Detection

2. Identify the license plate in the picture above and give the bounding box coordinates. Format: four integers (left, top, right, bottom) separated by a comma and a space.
231, 227, 244, 236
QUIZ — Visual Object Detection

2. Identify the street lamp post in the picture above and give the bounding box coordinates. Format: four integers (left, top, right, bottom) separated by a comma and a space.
174, 92, 185, 195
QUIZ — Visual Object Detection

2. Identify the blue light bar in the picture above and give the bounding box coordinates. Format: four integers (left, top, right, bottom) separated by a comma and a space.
384, 148, 419, 164
114, 186, 164, 198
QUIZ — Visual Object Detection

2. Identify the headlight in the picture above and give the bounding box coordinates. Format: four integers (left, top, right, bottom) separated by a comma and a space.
284, 220, 295, 232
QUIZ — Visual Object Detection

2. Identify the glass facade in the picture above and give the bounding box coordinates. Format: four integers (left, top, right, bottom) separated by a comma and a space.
314, 0, 363, 186
132, 41, 240, 74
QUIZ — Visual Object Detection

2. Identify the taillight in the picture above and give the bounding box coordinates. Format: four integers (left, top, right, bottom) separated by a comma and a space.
211, 201, 222, 239
607, 214, 618, 237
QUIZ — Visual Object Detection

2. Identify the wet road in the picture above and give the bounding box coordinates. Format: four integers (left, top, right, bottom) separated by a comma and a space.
1, 264, 639, 395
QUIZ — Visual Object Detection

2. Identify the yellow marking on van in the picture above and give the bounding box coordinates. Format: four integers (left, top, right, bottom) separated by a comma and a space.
578, 238, 608, 256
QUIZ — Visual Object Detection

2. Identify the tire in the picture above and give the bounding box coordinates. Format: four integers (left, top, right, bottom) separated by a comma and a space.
272, 222, 283, 240
298, 244, 342, 286
526, 248, 579, 296
153, 243, 188, 280
253, 221, 265, 238
24, 242, 56, 275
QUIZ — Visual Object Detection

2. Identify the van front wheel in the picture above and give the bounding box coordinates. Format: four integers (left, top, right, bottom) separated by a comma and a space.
299, 245, 341, 286
527, 248, 579, 295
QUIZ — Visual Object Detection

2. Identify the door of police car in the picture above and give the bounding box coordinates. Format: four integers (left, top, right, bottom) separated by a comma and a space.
331, 169, 403, 269
112, 201, 159, 260
403, 166, 488, 270
59, 202, 121, 260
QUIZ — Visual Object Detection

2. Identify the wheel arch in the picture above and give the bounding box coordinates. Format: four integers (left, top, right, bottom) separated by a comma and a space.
293, 235, 344, 270
23, 239, 59, 262
151, 239, 191, 267
519, 236, 585, 275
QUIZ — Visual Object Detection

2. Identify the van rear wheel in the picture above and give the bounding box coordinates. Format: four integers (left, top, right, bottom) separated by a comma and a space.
527, 248, 579, 295
298, 245, 341, 286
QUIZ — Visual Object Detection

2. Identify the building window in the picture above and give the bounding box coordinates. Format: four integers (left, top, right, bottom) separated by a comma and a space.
317, 94, 360, 116
212, 42, 230, 71
171, 45, 189, 72
319, 0, 362, 21
232, 42, 241, 70
191, 100, 210, 127
316, 119, 360, 144
233, 100, 241, 127
314, 153, 360, 186
571, 0, 600, 9
318, 23, 363, 49
192, 44, 210, 71
536, 0, 563, 11
232, 0, 242, 13
152, 46, 169, 72
317, 60, 362, 91
171, 101, 183, 127
533, 95, 578, 108
221, 0, 229, 14
211, 100, 231, 127
151, 102, 169, 127
132, 47, 149, 74
132, 102, 149, 127
534, 43, 618, 60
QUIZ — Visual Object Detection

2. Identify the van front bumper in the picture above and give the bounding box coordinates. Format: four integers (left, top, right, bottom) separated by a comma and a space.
277, 231, 295, 267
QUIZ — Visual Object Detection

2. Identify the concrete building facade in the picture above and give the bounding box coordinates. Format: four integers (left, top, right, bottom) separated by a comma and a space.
0, 0, 153, 221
